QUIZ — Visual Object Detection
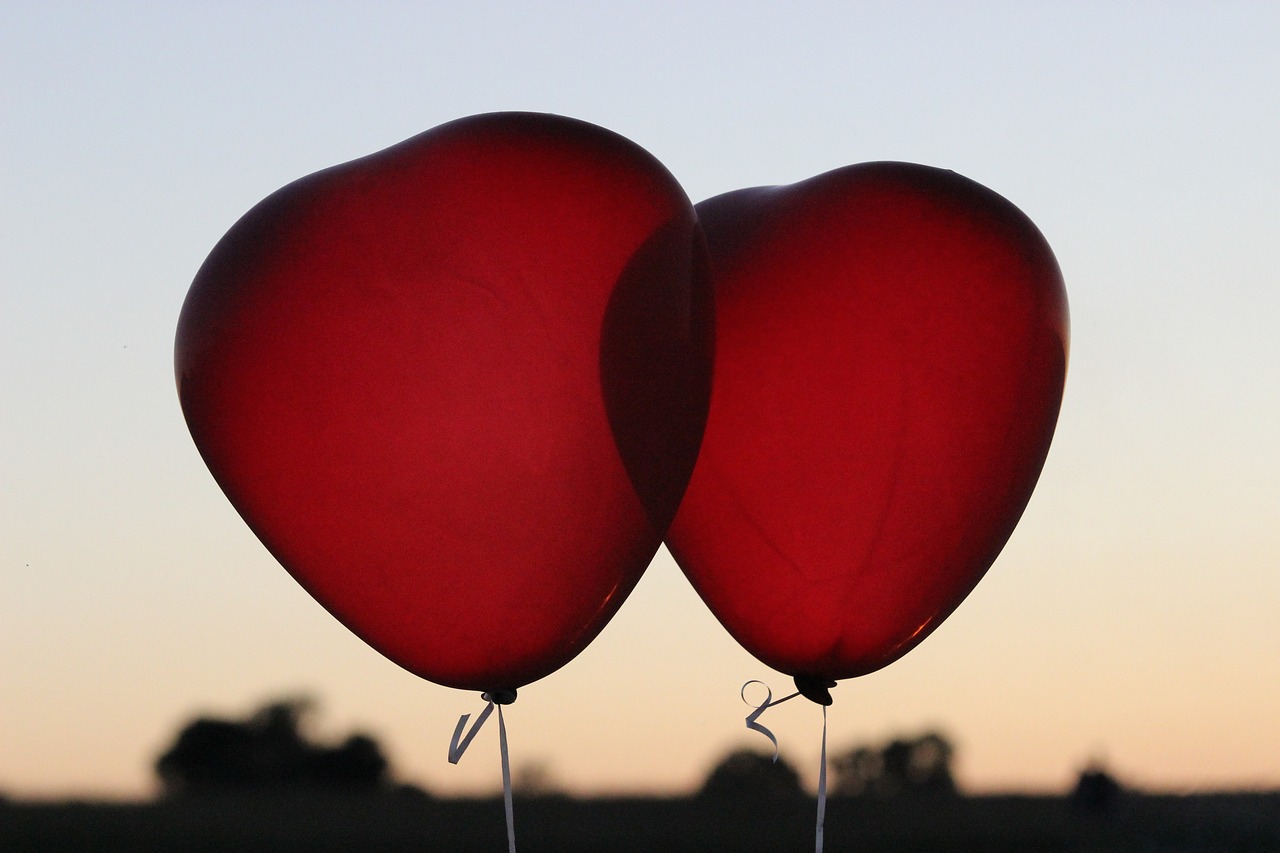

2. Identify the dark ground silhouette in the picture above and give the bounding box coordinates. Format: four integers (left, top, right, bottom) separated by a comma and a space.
4, 790, 1279, 852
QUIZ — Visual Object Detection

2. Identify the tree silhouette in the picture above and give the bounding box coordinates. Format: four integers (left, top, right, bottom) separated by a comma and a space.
830, 731, 957, 798
698, 749, 805, 800
511, 761, 564, 798
1071, 761, 1122, 812
155, 697, 391, 795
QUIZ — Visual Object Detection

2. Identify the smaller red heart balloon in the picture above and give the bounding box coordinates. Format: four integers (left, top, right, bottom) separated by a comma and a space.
666, 161, 1068, 683
176, 112, 713, 692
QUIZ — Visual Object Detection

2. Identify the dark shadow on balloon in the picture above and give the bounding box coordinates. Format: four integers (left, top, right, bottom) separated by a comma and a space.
599, 216, 715, 536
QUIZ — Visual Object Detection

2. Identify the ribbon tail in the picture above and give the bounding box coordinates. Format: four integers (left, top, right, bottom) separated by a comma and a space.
498, 703, 516, 853
815, 704, 828, 853
448, 700, 495, 764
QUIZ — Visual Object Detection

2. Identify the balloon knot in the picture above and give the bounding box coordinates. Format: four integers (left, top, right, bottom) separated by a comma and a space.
482, 688, 518, 705
794, 675, 837, 706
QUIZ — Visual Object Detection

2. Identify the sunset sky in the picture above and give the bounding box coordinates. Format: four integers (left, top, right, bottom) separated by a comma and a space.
4, 2, 1278, 800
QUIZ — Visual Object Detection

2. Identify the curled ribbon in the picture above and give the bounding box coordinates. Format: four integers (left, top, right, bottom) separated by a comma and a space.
448, 698, 495, 764
448, 692, 517, 853
741, 679, 800, 762
740, 679, 831, 853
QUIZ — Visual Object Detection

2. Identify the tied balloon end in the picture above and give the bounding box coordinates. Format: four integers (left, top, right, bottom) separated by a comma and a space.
794, 675, 837, 706
483, 688, 518, 705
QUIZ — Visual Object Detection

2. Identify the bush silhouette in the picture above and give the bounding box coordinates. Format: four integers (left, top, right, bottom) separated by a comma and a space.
699, 748, 805, 800
155, 697, 391, 795
1071, 762, 1123, 812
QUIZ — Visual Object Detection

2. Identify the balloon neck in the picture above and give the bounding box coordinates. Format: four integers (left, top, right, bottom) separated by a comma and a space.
793, 675, 837, 706
482, 688, 518, 705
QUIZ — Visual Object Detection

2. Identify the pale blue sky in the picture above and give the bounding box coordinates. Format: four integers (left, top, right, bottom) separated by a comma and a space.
3, 2, 1278, 799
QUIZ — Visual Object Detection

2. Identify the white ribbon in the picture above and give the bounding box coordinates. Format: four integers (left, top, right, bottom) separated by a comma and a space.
816, 705, 827, 853
449, 694, 516, 853
740, 680, 799, 762
497, 703, 514, 853
740, 680, 830, 853
448, 699, 495, 764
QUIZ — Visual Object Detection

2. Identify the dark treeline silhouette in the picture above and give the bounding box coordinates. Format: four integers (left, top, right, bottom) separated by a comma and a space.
155, 697, 392, 795
699, 730, 958, 802
831, 730, 958, 798
5, 701, 1278, 851
153, 701, 1101, 808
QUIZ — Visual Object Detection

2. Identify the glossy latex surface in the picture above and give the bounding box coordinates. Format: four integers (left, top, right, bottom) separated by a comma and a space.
177, 113, 713, 691
666, 162, 1068, 681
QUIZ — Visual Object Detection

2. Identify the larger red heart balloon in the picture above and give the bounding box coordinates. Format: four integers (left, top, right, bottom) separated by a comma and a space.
176, 113, 713, 692
665, 162, 1068, 683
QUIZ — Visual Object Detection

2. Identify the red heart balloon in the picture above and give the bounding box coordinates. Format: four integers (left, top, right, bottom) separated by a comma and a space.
176, 113, 713, 692
666, 162, 1068, 683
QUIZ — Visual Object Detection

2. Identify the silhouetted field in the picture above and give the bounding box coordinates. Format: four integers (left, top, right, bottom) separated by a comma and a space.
3, 791, 1279, 852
